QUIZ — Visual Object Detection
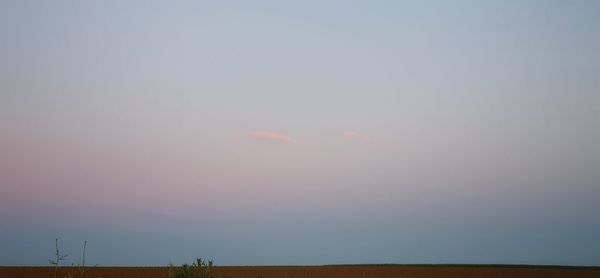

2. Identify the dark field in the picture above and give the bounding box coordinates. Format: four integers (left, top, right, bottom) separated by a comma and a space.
2, 265, 600, 278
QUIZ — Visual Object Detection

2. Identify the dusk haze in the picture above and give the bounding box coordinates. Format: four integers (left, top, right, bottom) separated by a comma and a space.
1, 0, 599, 270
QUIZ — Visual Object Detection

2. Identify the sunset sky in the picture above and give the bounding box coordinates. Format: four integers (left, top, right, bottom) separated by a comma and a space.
1, 0, 599, 266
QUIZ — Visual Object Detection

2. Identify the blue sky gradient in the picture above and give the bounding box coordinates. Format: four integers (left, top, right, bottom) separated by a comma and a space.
1, 0, 600, 266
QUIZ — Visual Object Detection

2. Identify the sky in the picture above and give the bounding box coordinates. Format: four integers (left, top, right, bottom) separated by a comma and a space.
1, 0, 599, 266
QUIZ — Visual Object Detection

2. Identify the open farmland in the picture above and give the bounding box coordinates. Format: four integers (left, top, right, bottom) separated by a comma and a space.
2, 265, 600, 278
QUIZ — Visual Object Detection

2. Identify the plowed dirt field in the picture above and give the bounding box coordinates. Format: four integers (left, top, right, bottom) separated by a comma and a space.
2, 265, 599, 278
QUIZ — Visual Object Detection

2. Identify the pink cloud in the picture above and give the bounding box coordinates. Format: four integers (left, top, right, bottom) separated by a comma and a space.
248, 131, 295, 143
343, 131, 359, 137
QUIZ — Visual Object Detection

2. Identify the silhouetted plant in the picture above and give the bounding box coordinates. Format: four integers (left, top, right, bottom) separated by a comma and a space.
167, 262, 175, 278
172, 258, 214, 278
49, 238, 68, 278
76, 240, 89, 278
49, 239, 92, 278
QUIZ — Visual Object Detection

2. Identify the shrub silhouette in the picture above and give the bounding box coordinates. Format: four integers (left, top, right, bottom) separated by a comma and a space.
48, 239, 90, 278
172, 258, 214, 278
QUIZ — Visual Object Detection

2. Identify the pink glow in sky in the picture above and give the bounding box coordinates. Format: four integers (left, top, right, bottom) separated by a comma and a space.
1, 0, 600, 267
248, 131, 296, 143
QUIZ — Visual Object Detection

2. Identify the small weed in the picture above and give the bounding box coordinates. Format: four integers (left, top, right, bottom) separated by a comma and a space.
49, 239, 92, 278
48, 239, 68, 278
170, 258, 214, 278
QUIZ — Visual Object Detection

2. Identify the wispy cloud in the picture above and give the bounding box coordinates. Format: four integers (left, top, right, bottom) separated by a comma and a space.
248, 131, 295, 143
